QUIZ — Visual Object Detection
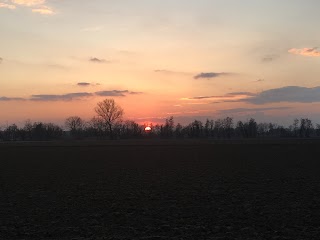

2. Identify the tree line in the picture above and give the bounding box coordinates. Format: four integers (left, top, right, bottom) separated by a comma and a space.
1, 99, 320, 141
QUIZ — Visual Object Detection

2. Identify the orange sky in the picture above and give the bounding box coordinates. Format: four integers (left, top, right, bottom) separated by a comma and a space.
1, 0, 320, 127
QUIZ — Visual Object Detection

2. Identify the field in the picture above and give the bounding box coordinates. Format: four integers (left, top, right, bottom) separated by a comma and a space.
1, 140, 320, 239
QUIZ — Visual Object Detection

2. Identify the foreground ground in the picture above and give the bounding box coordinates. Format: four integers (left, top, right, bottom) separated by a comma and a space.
1, 140, 320, 239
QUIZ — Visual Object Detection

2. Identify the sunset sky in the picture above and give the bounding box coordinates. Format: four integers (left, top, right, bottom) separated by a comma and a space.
1, 0, 320, 127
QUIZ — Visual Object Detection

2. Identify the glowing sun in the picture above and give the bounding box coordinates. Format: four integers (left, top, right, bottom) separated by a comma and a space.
145, 126, 152, 132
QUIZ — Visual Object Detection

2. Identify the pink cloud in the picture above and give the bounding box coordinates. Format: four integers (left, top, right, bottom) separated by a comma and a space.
1, 0, 55, 15
0, 3, 16, 9
288, 47, 320, 57
11, 0, 45, 6
32, 6, 53, 15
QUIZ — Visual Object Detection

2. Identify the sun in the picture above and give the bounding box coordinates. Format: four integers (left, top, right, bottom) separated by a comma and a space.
144, 126, 152, 132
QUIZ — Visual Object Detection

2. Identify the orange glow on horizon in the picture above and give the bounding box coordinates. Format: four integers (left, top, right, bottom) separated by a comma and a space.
144, 126, 152, 132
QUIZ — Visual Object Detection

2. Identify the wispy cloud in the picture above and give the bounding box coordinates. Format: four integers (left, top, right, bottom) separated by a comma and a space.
129, 91, 144, 95
245, 86, 320, 104
154, 69, 179, 74
0, 2, 16, 9
95, 90, 143, 97
11, 0, 45, 6
154, 69, 172, 73
154, 69, 191, 76
288, 47, 320, 57
194, 72, 229, 79
262, 54, 279, 62
89, 57, 108, 63
1, 89, 142, 102
228, 92, 256, 96
0, 96, 25, 101
218, 107, 291, 114
76, 82, 101, 87
95, 90, 128, 97
183, 86, 320, 105
31, 92, 93, 101
2, 0, 55, 15
213, 86, 320, 105
31, 6, 53, 15
183, 92, 255, 101
77, 82, 91, 87
187, 96, 228, 100
0, 57, 3, 64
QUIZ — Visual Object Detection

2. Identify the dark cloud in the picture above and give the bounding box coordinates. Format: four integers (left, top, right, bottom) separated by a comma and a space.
245, 86, 320, 104
262, 54, 278, 62
154, 69, 174, 73
0, 57, 3, 64
129, 91, 144, 95
155, 69, 180, 74
95, 90, 143, 96
218, 107, 291, 114
214, 86, 320, 104
89, 57, 107, 63
227, 92, 256, 96
31, 92, 93, 101
187, 92, 255, 100
0, 89, 142, 102
95, 90, 129, 97
217, 99, 245, 103
0, 97, 25, 101
77, 82, 91, 86
154, 69, 191, 76
194, 72, 229, 79
189, 96, 218, 100
188, 95, 236, 100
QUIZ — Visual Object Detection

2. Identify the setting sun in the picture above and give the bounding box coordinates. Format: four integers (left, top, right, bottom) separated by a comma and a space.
144, 126, 152, 132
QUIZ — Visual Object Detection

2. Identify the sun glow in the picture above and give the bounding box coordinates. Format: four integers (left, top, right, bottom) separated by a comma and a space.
144, 126, 152, 132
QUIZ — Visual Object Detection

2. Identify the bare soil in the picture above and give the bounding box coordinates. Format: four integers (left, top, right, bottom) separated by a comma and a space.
1, 140, 320, 239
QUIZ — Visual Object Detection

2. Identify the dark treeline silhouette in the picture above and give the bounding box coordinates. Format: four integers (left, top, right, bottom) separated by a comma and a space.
0, 120, 63, 141
1, 98, 320, 141
1, 117, 320, 142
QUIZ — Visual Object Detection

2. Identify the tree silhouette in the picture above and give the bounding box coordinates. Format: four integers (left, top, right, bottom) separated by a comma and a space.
175, 123, 183, 138
222, 117, 233, 138
190, 120, 203, 138
204, 119, 214, 138
23, 120, 33, 140
3, 124, 19, 141
95, 99, 124, 139
236, 118, 258, 138
161, 116, 174, 138
316, 124, 320, 137
65, 116, 85, 138
292, 119, 299, 137
299, 118, 313, 138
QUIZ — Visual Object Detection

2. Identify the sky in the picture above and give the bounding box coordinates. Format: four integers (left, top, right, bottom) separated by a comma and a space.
1, 0, 320, 127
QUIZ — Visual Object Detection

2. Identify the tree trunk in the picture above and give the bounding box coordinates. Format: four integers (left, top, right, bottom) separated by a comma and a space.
108, 124, 113, 139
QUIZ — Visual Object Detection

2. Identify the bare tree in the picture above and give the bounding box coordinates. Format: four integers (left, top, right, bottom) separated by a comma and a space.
175, 123, 183, 138
204, 119, 214, 138
299, 118, 313, 138
162, 116, 174, 138
87, 117, 105, 139
291, 118, 299, 137
95, 99, 124, 139
65, 116, 85, 138
222, 117, 233, 138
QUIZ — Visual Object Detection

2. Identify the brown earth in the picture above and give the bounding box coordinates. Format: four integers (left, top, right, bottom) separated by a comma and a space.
1, 140, 320, 239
